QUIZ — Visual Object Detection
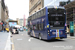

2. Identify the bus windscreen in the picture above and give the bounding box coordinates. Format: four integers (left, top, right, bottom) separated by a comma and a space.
48, 8, 65, 29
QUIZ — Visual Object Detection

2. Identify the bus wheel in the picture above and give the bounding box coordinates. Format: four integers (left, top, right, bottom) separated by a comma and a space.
39, 34, 42, 40
30, 33, 32, 37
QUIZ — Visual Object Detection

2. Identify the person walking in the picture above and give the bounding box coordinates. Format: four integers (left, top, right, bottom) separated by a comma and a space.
4, 28, 6, 32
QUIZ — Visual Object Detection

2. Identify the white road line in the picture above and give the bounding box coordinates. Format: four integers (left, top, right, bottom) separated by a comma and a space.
17, 39, 23, 40
28, 38, 33, 42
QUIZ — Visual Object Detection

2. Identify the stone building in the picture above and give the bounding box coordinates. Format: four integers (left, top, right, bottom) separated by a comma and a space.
19, 19, 24, 26
64, 0, 75, 36
5, 6, 9, 28
0, 0, 6, 31
29, 0, 44, 16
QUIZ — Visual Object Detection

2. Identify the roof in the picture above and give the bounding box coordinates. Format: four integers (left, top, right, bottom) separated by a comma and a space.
47, 6, 65, 9
29, 6, 65, 17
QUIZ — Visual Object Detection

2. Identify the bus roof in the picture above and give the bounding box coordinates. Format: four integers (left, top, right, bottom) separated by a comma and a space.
29, 7, 46, 17
46, 6, 65, 9
28, 6, 65, 18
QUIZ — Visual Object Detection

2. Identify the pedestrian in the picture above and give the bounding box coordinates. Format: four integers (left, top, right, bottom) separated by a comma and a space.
4, 28, 6, 32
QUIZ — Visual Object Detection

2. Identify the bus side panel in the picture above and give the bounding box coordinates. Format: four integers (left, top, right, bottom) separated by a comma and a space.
30, 15, 48, 40
34, 30, 47, 40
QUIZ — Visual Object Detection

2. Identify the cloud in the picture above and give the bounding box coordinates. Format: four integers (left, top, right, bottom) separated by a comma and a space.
5, 0, 29, 20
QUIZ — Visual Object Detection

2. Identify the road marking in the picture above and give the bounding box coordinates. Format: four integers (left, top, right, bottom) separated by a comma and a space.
10, 31, 15, 50
11, 38, 15, 50
28, 38, 33, 42
17, 39, 23, 40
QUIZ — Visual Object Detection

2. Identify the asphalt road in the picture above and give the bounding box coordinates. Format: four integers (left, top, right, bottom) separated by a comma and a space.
11, 31, 75, 50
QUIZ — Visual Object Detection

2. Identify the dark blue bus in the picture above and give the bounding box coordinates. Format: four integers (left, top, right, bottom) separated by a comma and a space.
28, 6, 67, 40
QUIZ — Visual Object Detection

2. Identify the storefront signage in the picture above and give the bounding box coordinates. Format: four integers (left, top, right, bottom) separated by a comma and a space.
70, 21, 74, 33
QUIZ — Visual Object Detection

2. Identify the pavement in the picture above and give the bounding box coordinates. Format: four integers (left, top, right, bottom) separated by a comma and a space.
67, 34, 75, 39
0, 31, 11, 50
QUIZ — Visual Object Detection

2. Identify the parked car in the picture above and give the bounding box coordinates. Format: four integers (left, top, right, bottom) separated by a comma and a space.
12, 27, 19, 34
6, 28, 9, 32
19, 27, 24, 31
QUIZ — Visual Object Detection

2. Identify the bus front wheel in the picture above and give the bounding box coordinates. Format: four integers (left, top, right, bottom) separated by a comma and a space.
30, 33, 32, 37
39, 34, 42, 40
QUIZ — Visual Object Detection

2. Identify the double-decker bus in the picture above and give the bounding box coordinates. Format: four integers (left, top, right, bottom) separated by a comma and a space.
28, 6, 67, 40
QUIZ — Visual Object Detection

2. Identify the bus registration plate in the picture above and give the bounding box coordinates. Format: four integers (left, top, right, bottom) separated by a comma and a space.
55, 37, 60, 39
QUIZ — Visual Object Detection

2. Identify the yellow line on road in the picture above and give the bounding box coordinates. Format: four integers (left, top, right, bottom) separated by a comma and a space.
11, 37, 15, 50
10, 31, 15, 50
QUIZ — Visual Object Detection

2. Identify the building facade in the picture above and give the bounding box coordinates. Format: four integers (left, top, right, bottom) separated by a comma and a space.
29, 0, 75, 16
64, 0, 75, 36
19, 19, 24, 26
0, 0, 6, 31
29, 0, 44, 16
5, 6, 9, 28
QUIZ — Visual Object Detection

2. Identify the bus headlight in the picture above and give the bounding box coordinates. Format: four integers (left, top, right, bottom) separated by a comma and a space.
48, 33, 49, 34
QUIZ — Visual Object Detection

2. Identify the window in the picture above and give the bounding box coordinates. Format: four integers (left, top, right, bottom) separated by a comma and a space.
41, 23, 44, 30
35, 13, 37, 19
41, 9, 44, 16
33, 14, 35, 20
30, 25, 33, 30
37, 12, 39, 18
36, 23, 44, 30
37, 24, 39, 30
38, 11, 41, 17
39, 24, 41, 30
30, 0, 34, 4
33, 25, 37, 30
28, 17, 30, 22
41, 8, 46, 16
34, 14, 35, 19
30, 16, 31, 20
33, 15, 34, 20
31, 16, 32, 20
44, 8, 46, 15
32, 15, 33, 20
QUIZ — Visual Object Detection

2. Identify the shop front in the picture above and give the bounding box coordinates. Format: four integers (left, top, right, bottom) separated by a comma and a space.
64, 1, 75, 36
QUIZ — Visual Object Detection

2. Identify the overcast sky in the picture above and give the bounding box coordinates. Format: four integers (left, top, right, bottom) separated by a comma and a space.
5, 0, 73, 20
5, 0, 29, 20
